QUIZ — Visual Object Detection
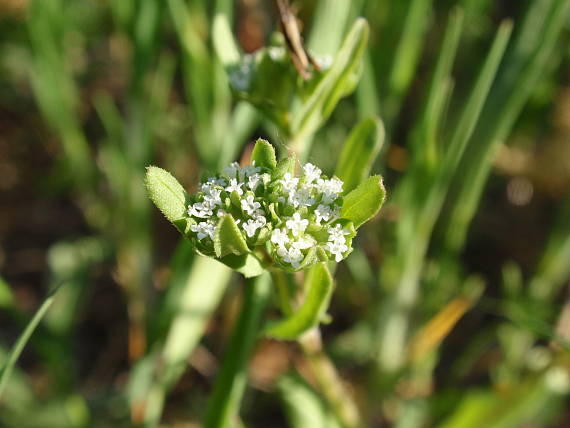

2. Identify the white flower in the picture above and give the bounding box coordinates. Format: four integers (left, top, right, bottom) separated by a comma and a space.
286, 213, 309, 237
326, 241, 348, 262
242, 162, 261, 179
280, 173, 299, 193
223, 162, 240, 179
271, 228, 289, 247
315, 204, 333, 224
290, 186, 315, 207
240, 194, 261, 215
316, 177, 343, 204
190, 220, 216, 240
203, 177, 226, 190
291, 236, 314, 250
252, 212, 267, 226
303, 163, 322, 183
327, 224, 350, 244
242, 219, 261, 238
225, 178, 244, 196
203, 188, 222, 207
247, 173, 261, 191
277, 245, 304, 268
188, 202, 213, 218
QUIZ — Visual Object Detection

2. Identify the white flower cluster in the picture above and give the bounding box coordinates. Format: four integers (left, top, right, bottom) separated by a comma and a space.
187, 161, 271, 247
269, 162, 351, 269
185, 159, 354, 271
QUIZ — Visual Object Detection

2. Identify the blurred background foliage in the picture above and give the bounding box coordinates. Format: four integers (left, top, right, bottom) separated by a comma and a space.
1, 0, 570, 427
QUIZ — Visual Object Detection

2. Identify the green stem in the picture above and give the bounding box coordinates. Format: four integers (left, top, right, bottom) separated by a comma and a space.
299, 329, 362, 428
203, 273, 271, 428
270, 270, 294, 316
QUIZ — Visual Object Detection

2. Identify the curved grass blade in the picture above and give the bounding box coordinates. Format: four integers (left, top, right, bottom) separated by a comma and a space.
0, 285, 62, 398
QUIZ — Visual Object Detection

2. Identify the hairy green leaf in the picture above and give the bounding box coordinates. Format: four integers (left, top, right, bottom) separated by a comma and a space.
220, 253, 264, 278
145, 166, 188, 224
214, 214, 250, 258
335, 117, 384, 193
251, 138, 277, 170
272, 155, 297, 180
341, 175, 386, 228
265, 263, 333, 340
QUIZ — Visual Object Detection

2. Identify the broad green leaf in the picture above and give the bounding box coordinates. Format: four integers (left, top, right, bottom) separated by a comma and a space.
251, 138, 277, 170
145, 166, 188, 224
214, 214, 250, 258
335, 117, 384, 193
291, 18, 369, 151
220, 253, 264, 278
341, 175, 386, 228
265, 263, 333, 340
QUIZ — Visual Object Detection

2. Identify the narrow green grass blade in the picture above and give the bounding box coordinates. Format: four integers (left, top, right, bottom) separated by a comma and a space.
0, 277, 13, 310
442, 20, 512, 186
204, 274, 270, 428
335, 117, 385, 192
411, 8, 464, 169
307, 0, 353, 55
443, 0, 570, 255
213, 12, 240, 67
383, 0, 433, 124
530, 193, 570, 299
0, 286, 62, 398
356, 50, 381, 119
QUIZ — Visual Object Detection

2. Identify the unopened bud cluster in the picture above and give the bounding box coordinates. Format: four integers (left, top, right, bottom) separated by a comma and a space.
186, 159, 355, 271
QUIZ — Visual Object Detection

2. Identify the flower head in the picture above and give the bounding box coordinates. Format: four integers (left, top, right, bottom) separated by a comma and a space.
181, 140, 359, 271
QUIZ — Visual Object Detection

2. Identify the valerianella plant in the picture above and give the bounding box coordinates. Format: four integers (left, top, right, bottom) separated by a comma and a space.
145, 139, 385, 278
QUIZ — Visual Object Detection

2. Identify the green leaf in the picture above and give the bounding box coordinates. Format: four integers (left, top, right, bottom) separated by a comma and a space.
335, 117, 385, 193
145, 166, 188, 224
220, 254, 264, 278
251, 138, 277, 170
341, 175, 386, 228
265, 263, 333, 340
291, 18, 369, 152
214, 214, 250, 258
272, 155, 297, 180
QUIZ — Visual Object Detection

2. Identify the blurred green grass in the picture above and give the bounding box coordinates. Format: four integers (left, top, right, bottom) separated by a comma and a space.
0, 0, 569, 427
